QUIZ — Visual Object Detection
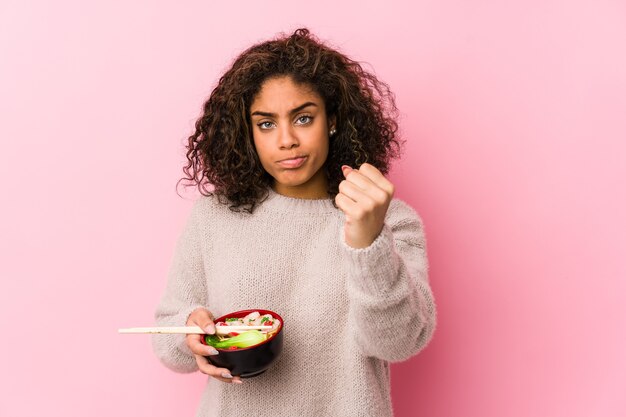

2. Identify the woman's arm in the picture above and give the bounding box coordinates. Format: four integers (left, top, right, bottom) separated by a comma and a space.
151, 199, 208, 373
340, 199, 437, 363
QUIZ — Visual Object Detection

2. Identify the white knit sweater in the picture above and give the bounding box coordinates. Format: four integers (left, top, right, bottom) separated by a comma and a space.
151, 186, 436, 417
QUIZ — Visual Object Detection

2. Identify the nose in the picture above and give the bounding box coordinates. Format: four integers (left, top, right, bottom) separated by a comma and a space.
277, 123, 299, 149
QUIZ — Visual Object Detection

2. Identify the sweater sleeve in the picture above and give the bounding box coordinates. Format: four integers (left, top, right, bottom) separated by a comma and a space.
340, 199, 437, 363
151, 198, 208, 373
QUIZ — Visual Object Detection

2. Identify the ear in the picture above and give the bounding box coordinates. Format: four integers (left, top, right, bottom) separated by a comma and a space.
329, 114, 336, 130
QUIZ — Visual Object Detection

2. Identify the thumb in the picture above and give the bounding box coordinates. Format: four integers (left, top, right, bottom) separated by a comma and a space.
188, 308, 216, 335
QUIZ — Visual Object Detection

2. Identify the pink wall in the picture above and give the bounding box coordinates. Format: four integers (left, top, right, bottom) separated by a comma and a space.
1, 1, 624, 416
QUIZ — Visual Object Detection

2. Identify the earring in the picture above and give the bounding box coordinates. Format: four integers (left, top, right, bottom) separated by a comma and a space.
330, 128, 336, 136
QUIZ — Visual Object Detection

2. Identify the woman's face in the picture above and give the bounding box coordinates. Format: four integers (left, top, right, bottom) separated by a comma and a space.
250, 75, 335, 199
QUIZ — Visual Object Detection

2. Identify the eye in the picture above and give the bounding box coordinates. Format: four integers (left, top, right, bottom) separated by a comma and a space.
257, 121, 275, 130
296, 115, 313, 125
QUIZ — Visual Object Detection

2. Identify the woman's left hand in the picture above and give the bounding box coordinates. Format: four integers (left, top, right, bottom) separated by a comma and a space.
335, 163, 395, 249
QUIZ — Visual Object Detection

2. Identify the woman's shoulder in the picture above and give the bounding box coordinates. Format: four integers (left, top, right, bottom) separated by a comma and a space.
386, 197, 427, 240
190, 192, 254, 221
190, 192, 229, 215
183, 193, 219, 223
387, 196, 424, 224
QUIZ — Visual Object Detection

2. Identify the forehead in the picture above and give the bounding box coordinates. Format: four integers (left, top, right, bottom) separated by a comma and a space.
250, 76, 322, 111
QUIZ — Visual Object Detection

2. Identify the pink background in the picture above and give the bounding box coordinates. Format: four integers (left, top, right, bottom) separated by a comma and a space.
1, 1, 625, 416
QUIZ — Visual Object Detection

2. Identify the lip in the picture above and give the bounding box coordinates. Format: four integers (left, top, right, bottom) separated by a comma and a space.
277, 155, 307, 169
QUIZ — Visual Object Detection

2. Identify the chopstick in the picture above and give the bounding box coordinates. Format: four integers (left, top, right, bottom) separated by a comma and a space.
118, 325, 273, 335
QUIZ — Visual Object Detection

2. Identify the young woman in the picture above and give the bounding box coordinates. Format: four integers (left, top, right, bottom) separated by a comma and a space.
152, 27, 436, 417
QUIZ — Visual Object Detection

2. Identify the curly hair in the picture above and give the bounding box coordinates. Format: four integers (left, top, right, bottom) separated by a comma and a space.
177, 27, 404, 214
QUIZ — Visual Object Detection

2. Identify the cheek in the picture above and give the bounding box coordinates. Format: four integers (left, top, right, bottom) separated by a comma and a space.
318, 137, 330, 157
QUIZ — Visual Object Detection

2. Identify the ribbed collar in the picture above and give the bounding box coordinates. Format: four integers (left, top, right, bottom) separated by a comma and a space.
257, 186, 339, 214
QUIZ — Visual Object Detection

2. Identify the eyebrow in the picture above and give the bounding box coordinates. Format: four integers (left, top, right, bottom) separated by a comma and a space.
250, 102, 318, 118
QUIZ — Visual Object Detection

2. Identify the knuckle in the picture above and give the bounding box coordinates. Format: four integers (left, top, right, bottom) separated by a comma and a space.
363, 200, 375, 212
374, 190, 387, 204
194, 307, 214, 321
188, 309, 204, 325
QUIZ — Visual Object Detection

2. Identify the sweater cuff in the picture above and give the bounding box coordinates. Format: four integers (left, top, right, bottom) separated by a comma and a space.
339, 223, 401, 295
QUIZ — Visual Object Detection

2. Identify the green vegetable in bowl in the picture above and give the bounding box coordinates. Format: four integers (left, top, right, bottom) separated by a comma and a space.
205, 330, 267, 349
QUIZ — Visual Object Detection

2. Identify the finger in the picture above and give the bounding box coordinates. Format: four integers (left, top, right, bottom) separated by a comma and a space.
338, 179, 374, 207
352, 163, 395, 197
195, 355, 243, 384
335, 191, 359, 217
342, 166, 387, 201
187, 334, 219, 356
343, 165, 375, 188
190, 308, 216, 334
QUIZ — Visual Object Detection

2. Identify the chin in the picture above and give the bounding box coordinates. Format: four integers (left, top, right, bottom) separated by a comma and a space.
274, 168, 313, 182
276, 177, 312, 188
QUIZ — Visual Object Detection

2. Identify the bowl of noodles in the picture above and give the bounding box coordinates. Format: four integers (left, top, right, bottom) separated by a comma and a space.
201, 309, 284, 378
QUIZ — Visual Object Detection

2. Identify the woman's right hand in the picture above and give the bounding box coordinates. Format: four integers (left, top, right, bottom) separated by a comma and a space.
186, 307, 243, 384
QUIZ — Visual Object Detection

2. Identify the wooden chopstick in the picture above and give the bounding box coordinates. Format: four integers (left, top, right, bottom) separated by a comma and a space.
118, 325, 273, 335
